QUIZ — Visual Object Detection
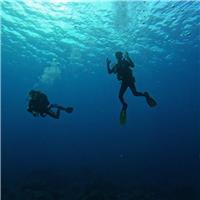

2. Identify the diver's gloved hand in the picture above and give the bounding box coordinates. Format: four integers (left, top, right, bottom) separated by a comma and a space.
27, 108, 31, 113
124, 51, 129, 59
65, 107, 74, 113
106, 58, 111, 65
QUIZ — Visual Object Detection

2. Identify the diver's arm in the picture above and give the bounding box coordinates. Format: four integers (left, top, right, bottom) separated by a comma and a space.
106, 58, 115, 74
106, 58, 112, 73
27, 107, 32, 113
27, 109, 39, 117
125, 52, 134, 68
27, 106, 36, 116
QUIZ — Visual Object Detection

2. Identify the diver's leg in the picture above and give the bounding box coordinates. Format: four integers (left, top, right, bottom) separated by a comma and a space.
119, 82, 128, 108
46, 109, 60, 119
129, 81, 157, 107
119, 82, 128, 124
129, 81, 145, 97
50, 104, 73, 113
50, 104, 65, 110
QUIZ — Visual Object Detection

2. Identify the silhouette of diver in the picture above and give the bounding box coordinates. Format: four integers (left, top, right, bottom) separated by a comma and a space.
106, 51, 157, 124
27, 90, 73, 119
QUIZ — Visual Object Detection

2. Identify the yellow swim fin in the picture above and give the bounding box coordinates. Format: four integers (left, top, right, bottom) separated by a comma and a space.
120, 109, 127, 125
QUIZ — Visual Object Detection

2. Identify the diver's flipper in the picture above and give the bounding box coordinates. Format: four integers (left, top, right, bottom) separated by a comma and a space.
144, 92, 157, 107
120, 104, 128, 125
120, 110, 127, 125
65, 107, 74, 113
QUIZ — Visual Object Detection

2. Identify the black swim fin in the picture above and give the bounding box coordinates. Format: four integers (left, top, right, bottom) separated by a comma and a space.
65, 107, 74, 113
144, 92, 157, 107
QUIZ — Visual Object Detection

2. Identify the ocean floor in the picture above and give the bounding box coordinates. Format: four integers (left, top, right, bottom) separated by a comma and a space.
2, 168, 199, 200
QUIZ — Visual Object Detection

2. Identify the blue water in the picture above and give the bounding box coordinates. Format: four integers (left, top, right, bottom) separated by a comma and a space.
2, 0, 200, 199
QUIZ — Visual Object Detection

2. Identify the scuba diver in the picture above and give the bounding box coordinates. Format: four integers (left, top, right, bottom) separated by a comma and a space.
106, 51, 157, 124
27, 90, 74, 119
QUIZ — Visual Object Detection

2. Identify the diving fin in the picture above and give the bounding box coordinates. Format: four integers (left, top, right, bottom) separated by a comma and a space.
65, 107, 74, 113
144, 92, 157, 107
120, 104, 128, 125
120, 110, 127, 125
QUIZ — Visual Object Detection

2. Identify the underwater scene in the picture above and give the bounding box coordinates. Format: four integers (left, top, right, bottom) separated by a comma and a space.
1, 0, 200, 199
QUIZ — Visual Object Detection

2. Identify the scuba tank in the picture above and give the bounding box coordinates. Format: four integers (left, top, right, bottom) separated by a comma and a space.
28, 90, 50, 114
116, 59, 132, 81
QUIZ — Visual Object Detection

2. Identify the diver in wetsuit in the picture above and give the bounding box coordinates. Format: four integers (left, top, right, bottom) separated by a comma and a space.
106, 51, 156, 124
27, 90, 73, 119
